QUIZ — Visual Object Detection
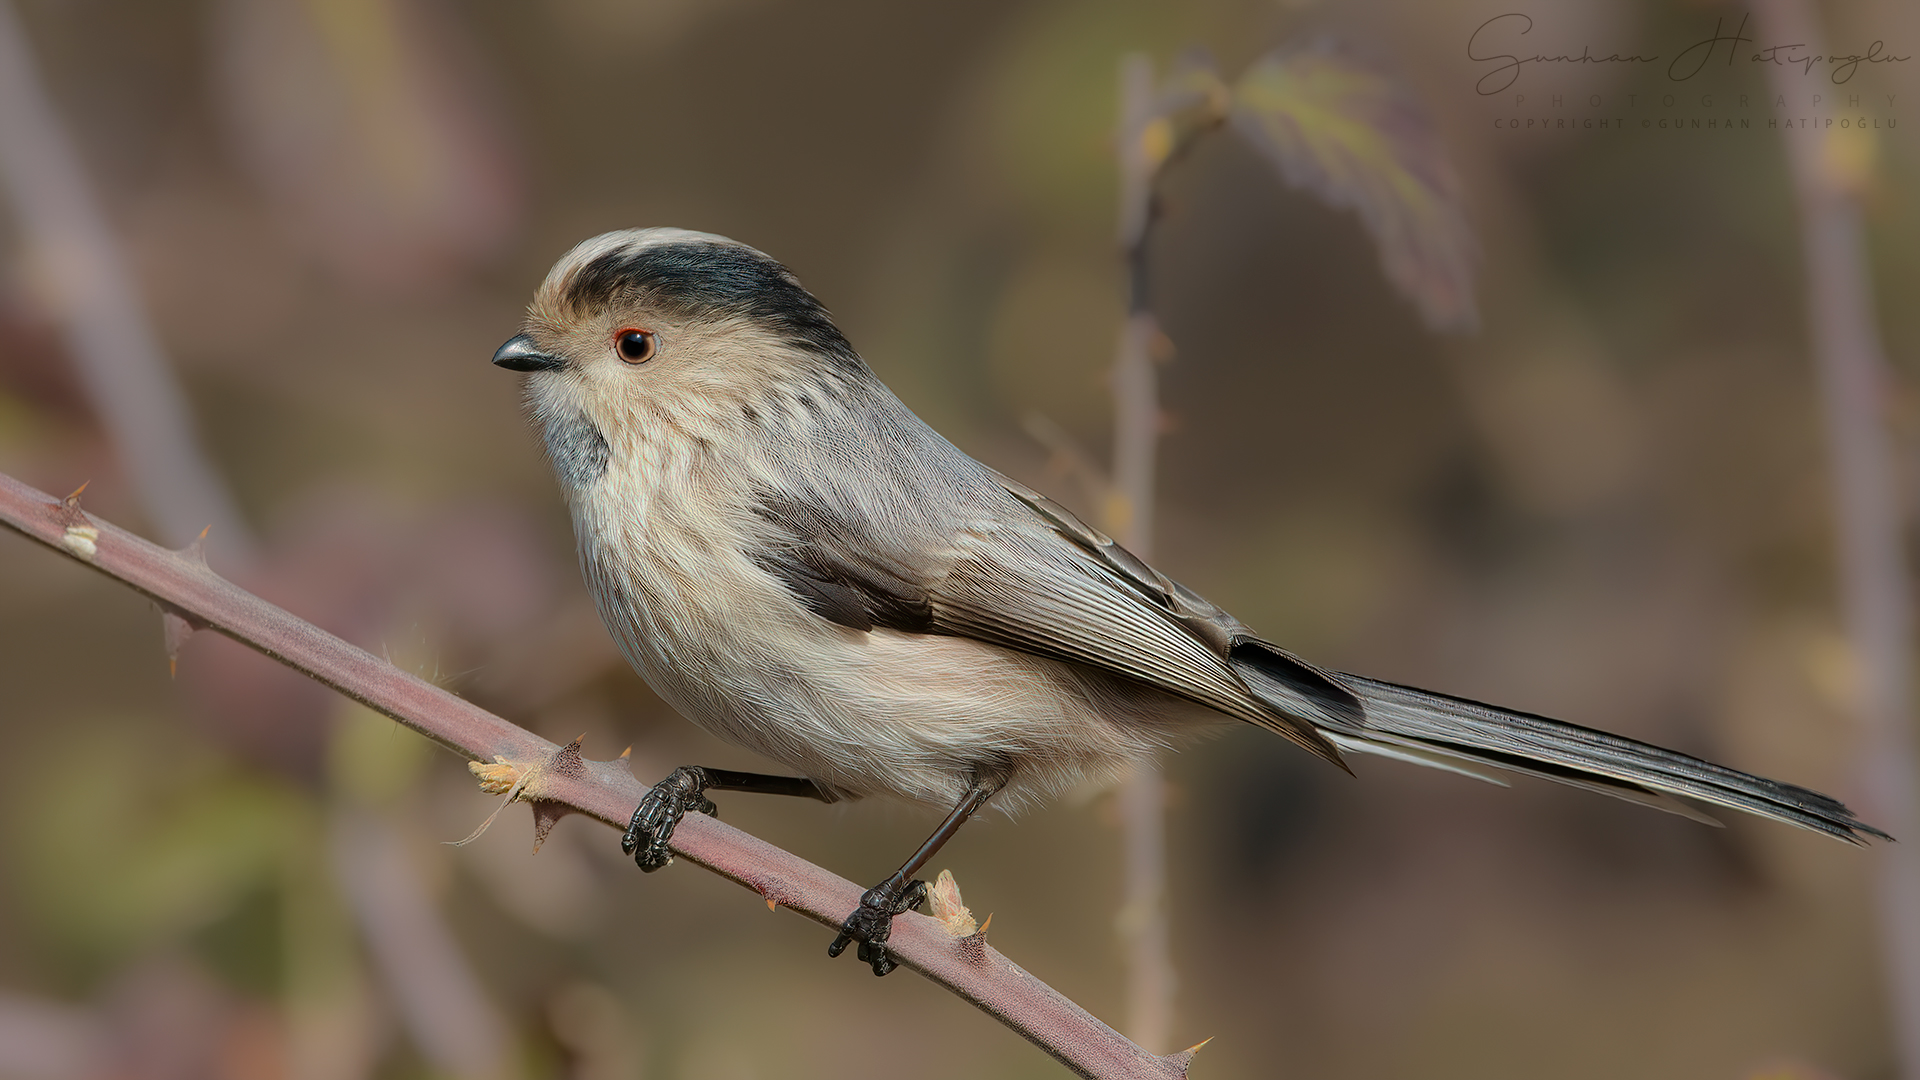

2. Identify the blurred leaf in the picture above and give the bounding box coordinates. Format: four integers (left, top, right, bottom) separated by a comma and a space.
9, 721, 307, 966
1142, 49, 1230, 170
1229, 47, 1478, 330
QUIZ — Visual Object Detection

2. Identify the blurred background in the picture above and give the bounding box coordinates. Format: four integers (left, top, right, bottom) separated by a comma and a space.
0, 0, 1915, 1077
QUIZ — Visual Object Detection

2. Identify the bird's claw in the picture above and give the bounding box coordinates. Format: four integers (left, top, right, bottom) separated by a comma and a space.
828, 878, 928, 976
621, 767, 719, 872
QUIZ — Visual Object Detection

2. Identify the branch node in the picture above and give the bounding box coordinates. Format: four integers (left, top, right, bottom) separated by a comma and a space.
55, 484, 99, 560
60, 522, 99, 561
456, 736, 588, 848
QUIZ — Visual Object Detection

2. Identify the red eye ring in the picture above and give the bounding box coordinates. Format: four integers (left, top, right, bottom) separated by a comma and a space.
614, 327, 657, 364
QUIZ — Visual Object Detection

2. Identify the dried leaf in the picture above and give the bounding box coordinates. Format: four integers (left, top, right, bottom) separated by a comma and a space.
1230, 47, 1478, 330
468, 757, 519, 795
926, 869, 978, 937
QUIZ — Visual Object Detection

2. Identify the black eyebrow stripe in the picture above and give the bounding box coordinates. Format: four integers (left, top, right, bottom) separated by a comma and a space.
565, 240, 861, 368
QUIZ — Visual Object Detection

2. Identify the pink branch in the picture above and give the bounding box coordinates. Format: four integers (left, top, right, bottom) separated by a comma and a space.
0, 469, 1195, 1080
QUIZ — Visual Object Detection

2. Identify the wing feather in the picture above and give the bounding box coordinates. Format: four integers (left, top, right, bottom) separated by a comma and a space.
746, 477, 1346, 766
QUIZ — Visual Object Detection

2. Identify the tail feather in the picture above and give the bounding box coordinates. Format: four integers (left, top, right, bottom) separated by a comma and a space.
1234, 654, 1889, 844
1318, 727, 1730, 829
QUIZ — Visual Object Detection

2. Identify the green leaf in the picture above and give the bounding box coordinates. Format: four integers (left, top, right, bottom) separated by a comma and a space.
1231, 47, 1478, 330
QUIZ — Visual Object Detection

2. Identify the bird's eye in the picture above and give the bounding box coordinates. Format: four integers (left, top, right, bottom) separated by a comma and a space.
614, 328, 657, 364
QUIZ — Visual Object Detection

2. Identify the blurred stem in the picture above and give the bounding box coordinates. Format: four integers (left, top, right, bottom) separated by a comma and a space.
330, 807, 508, 1080
284, 809, 378, 1080
0, 470, 1198, 1080
1753, 1, 1920, 1075
1112, 52, 1175, 1054
0, 9, 518, 1070
0, 0, 254, 563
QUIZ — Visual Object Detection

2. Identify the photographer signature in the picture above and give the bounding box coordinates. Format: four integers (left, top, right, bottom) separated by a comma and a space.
1469, 13, 1908, 96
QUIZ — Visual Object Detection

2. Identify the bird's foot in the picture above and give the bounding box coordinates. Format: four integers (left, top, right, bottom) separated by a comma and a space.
827, 877, 928, 977
621, 766, 719, 872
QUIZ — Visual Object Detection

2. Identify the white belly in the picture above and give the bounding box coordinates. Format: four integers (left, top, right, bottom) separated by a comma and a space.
576, 500, 1218, 809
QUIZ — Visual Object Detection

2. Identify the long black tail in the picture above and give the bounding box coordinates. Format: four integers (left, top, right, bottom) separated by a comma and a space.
1232, 649, 1888, 844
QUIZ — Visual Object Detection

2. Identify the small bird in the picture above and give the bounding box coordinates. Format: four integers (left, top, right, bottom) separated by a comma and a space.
494, 227, 1886, 976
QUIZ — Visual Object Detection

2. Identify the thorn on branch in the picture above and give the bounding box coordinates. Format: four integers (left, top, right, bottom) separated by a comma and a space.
529, 799, 571, 853
157, 603, 207, 678
182, 525, 211, 567
955, 910, 995, 967
1159, 1036, 1211, 1077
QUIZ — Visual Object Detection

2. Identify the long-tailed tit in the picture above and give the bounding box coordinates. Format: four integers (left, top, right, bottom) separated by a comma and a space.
494, 228, 1885, 976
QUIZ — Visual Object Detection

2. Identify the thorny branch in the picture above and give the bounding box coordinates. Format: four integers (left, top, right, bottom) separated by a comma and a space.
0, 469, 1198, 1080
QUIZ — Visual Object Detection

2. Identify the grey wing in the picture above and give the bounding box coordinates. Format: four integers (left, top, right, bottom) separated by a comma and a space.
748, 477, 1351, 767
747, 465, 1887, 844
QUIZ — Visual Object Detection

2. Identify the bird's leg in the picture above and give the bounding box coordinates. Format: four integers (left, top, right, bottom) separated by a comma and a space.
623, 766, 838, 872
829, 778, 1000, 977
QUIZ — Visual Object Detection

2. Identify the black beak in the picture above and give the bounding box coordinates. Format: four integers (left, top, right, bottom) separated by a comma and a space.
492, 333, 565, 372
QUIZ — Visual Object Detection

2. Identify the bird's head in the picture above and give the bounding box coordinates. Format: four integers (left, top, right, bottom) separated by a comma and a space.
494, 228, 868, 486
